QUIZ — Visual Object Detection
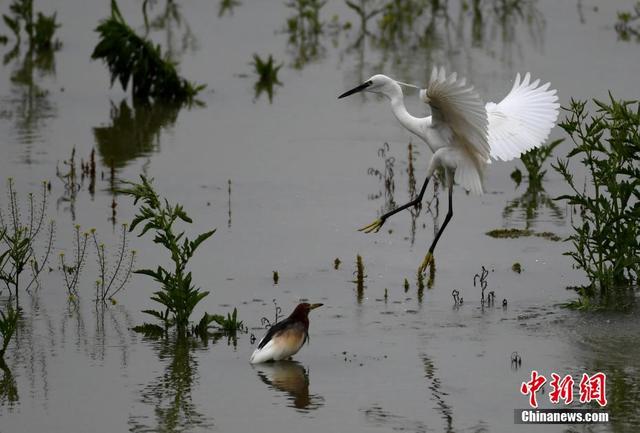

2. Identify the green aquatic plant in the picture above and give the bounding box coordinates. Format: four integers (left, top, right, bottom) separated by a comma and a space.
0, 179, 55, 306
615, 2, 640, 42
553, 97, 640, 309
197, 308, 246, 336
251, 53, 283, 103
59, 225, 89, 301
92, 0, 204, 104
121, 175, 219, 338
354, 254, 366, 302
511, 139, 562, 189
91, 225, 136, 303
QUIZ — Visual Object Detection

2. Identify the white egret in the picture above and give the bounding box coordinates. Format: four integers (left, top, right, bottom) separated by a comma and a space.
338, 67, 559, 274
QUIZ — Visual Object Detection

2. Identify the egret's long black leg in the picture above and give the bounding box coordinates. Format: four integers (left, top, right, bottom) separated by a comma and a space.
359, 176, 430, 233
419, 174, 454, 274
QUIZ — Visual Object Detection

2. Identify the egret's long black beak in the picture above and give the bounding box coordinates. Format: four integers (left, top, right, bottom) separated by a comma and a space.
338, 81, 372, 99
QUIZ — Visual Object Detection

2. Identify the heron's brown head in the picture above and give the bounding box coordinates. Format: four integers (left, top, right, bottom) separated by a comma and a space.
290, 302, 323, 320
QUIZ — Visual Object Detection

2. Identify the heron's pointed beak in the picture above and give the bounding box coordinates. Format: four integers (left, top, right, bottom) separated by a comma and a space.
309, 303, 323, 310
338, 81, 372, 99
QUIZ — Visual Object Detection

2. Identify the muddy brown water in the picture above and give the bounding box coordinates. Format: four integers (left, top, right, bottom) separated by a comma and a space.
0, 0, 639, 432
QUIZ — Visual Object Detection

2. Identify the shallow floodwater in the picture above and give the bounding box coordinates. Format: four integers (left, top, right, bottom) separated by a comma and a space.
0, 1, 639, 432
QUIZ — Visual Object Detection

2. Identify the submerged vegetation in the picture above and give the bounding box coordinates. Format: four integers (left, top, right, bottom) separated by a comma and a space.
92, 0, 204, 104
554, 97, 640, 309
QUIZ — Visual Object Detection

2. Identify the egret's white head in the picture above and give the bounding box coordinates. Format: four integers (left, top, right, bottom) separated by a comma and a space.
338, 74, 418, 100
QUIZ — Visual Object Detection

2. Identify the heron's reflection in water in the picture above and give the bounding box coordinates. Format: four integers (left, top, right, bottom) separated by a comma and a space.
254, 361, 324, 412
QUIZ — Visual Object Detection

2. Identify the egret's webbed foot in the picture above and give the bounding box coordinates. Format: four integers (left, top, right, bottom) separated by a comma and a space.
358, 218, 386, 234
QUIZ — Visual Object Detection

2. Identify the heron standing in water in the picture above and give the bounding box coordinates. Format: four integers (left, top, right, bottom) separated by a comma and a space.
250, 303, 323, 364
338, 67, 559, 274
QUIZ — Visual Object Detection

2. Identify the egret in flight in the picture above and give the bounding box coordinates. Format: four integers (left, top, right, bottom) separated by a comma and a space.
250, 303, 323, 364
338, 67, 559, 274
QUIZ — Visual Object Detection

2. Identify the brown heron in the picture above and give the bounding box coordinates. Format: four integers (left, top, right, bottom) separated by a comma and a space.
250, 303, 323, 364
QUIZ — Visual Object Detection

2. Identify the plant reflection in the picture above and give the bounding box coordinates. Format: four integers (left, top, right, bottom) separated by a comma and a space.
0, 356, 18, 407
218, 0, 241, 17
367, 141, 440, 247
503, 184, 564, 230
285, 0, 327, 69
2, 39, 58, 163
367, 142, 396, 215
93, 100, 181, 169
337, 0, 544, 88
143, 0, 197, 61
254, 360, 324, 411
129, 336, 214, 432
422, 353, 454, 433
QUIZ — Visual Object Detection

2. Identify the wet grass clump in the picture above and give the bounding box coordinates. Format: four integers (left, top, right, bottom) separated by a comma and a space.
121, 175, 226, 338
92, 0, 204, 104
554, 97, 640, 309
486, 228, 561, 241
252, 54, 283, 103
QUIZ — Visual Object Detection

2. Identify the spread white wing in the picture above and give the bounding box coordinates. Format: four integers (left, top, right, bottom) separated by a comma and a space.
422, 67, 490, 194
423, 67, 490, 162
487, 73, 560, 161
